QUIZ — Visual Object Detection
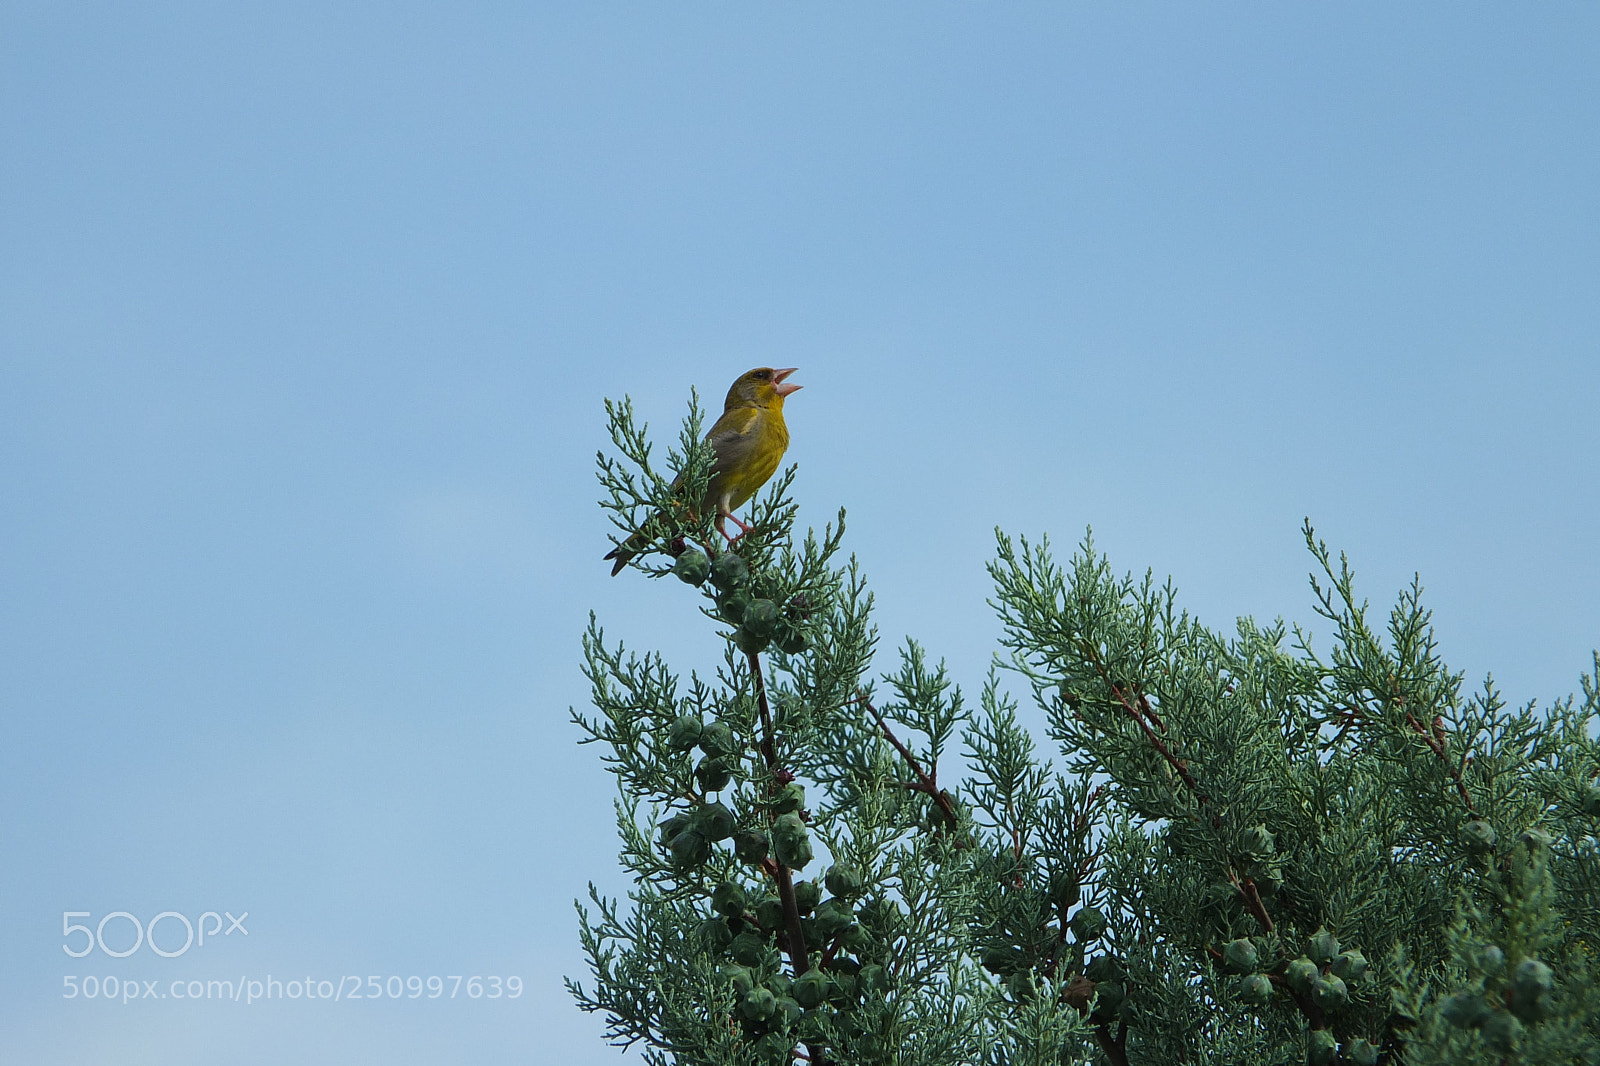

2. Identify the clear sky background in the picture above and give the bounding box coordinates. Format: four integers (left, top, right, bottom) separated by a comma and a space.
2, 4, 1597, 1063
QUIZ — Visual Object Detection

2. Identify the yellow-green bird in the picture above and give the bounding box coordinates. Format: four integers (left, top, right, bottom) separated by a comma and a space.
605, 367, 802, 576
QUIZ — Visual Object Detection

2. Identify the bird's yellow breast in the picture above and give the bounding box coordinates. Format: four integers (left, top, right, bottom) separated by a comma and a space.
706, 405, 789, 513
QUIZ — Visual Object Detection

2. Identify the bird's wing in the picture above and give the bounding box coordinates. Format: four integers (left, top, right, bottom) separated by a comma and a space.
705, 406, 764, 475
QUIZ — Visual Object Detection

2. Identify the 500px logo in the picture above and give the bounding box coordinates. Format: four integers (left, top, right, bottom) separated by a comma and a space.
63, 910, 249, 958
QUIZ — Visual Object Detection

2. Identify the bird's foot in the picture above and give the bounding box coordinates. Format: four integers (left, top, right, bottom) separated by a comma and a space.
717, 513, 753, 546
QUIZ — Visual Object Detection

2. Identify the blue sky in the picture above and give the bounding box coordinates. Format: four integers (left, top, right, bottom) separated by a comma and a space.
3, 4, 1597, 1062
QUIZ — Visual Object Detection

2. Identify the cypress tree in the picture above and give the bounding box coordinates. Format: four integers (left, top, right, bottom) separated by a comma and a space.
571, 396, 1600, 1066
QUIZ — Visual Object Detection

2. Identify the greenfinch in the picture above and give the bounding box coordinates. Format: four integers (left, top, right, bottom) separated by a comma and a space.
605, 367, 801, 575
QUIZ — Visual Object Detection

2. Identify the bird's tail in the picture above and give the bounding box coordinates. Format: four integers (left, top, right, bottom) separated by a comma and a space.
604, 496, 703, 576
603, 530, 650, 577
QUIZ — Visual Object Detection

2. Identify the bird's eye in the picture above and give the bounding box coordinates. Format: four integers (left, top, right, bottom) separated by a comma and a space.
753, 370, 770, 380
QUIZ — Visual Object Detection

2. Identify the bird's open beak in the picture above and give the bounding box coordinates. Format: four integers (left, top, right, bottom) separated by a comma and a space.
773, 367, 801, 397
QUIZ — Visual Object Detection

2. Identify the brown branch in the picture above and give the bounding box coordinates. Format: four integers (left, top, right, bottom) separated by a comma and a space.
748, 649, 779, 770
1093, 1021, 1129, 1066
1071, 786, 1105, 887
1074, 785, 1105, 834
1089, 661, 1277, 934
746, 649, 824, 1066
1073, 641, 1206, 810
1328, 706, 1362, 749
853, 692, 960, 831
817, 931, 848, 971
1227, 867, 1276, 934
1076, 640, 1166, 731
772, 864, 811, 975
1136, 690, 1167, 733
1109, 681, 1206, 804
1404, 710, 1476, 814
1214, 944, 1335, 1038
1266, 970, 1328, 1031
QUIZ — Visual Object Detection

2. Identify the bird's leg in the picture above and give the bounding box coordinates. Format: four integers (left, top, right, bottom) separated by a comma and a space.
717, 510, 753, 545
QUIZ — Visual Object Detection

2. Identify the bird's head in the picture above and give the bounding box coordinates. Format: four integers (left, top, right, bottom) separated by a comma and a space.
725, 367, 801, 410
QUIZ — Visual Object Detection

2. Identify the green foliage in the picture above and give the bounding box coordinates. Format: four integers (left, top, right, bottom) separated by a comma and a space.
1389, 828, 1600, 1065
984, 526, 1599, 1065
572, 396, 1032, 1065
572, 398, 1600, 1065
